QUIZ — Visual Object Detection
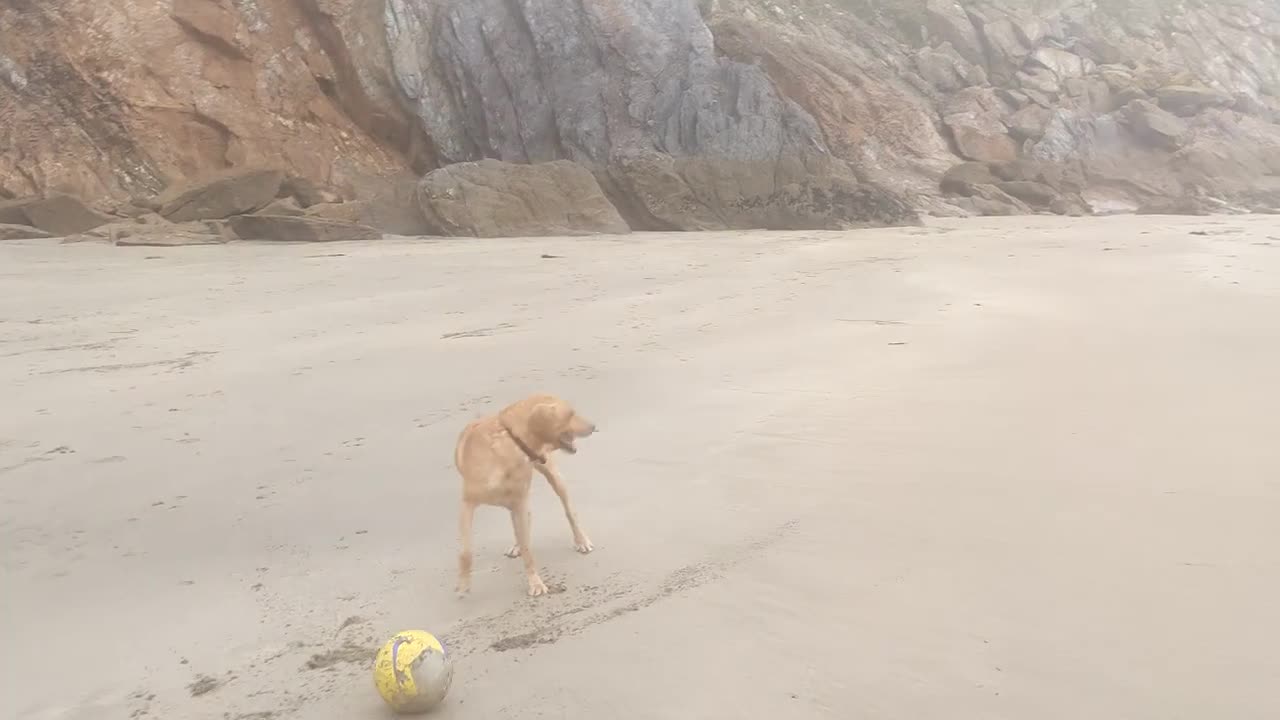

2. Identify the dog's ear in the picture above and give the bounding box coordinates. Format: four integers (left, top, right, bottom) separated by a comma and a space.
524, 402, 561, 444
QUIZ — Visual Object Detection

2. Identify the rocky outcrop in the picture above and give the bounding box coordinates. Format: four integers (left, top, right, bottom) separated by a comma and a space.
387, 0, 913, 230
2, 0, 1279, 231
418, 160, 629, 237
0, 0, 411, 207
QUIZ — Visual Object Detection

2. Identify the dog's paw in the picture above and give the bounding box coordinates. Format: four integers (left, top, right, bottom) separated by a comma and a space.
527, 575, 549, 597
574, 537, 594, 554
504, 544, 521, 559
455, 580, 471, 598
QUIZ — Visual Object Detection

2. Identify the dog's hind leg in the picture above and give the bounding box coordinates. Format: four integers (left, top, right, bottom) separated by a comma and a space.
510, 502, 548, 597
534, 460, 593, 554
456, 501, 476, 596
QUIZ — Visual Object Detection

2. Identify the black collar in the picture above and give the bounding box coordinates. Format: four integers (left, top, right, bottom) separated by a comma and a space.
501, 422, 546, 464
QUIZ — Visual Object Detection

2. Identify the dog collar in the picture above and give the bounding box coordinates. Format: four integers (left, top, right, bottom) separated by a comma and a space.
500, 422, 546, 464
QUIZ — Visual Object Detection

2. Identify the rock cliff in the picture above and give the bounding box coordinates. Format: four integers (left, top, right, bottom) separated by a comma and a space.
1, 0, 1277, 236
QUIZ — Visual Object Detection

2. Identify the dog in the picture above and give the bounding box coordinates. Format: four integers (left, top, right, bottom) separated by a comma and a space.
454, 394, 597, 597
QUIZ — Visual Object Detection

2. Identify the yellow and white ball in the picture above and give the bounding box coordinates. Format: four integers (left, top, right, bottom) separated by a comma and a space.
373, 630, 454, 714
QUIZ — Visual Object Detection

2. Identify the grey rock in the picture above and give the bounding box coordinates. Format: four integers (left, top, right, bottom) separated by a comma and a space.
940, 162, 998, 196
943, 88, 1019, 163
0, 194, 114, 235
923, 0, 986, 68
278, 176, 333, 208
997, 180, 1060, 208
1156, 85, 1233, 116
915, 44, 984, 92
1030, 48, 1095, 81
0, 223, 55, 240
157, 168, 284, 222
1121, 100, 1188, 150
254, 197, 307, 217
305, 201, 372, 225
1008, 104, 1052, 141
968, 183, 1032, 215
359, 172, 437, 236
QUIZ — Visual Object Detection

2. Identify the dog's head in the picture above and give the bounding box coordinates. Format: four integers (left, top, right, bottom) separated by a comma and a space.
500, 394, 596, 456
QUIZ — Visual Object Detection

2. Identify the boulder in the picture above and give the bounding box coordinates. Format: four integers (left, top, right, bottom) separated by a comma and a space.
157, 167, 284, 222
0, 200, 38, 223
1049, 193, 1091, 216
1007, 104, 1052, 141
0, 194, 114, 235
1017, 68, 1064, 96
943, 89, 1019, 164
114, 228, 229, 246
604, 150, 724, 231
939, 162, 998, 196
923, 0, 987, 67
608, 150, 918, 231
253, 197, 307, 217
64, 220, 229, 245
0, 223, 55, 240
278, 176, 333, 208
977, 18, 1032, 83
1121, 100, 1188, 150
915, 45, 984, 92
305, 201, 372, 224
111, 200, 157, 218
989, 158, 1083, 193
133, 212, 173, 226
418, 160, 630, 237
1029, 48, 1095, 81
228, 215, 383, 243
1135, 196, 1211, 216
359, 172, 437, 236
965, 183, 1032, 215
997, 180, 1061, 208
1156, 85, 1232, 117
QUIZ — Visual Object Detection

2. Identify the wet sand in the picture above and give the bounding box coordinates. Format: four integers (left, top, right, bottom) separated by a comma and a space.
3, 215, 1279, 720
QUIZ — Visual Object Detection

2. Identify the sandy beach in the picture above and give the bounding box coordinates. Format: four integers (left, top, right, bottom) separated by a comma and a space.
3, 214, 1279, 720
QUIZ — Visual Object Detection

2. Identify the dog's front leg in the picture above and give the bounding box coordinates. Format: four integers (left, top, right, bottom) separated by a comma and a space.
456, 501, 476, 596
505, 509, 529, 558
534, 461, 593, 554
510, 502, 548, 597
